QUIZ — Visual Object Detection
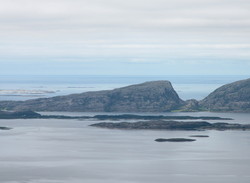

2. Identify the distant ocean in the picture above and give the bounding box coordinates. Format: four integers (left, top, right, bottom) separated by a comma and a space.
0, 75, 249, 101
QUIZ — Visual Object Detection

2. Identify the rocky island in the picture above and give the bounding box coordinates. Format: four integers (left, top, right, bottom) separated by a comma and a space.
200, 78, 250, 112
92, 114, 232, 121
155, 138, 196, 142
90, 120, 250, 131
0, 81, 184, 112
189, 135, 209, 138
0, 110, 42, 119
0, 110, 232, 121
0, 78, 249, 113
0, 126, 12, 130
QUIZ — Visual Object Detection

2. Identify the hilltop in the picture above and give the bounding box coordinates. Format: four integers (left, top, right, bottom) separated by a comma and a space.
200, 78, 250, 112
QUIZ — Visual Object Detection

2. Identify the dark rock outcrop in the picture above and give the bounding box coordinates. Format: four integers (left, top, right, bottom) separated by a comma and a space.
200, 78, 250, 112
92, 114, 232, 120
155, 138, 196, 142
0, 110, 42, 119
189, 135, 209, 138
90, 120, 213, 130
0, 81, 184, 112
181, 99, 201, 112
90, 120, 250, 131
0, 111, 232, 121
0, 126, 12, 130
1, 78, 250, 113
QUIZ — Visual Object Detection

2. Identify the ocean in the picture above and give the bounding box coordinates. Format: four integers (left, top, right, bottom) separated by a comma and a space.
0, 75, 250, 183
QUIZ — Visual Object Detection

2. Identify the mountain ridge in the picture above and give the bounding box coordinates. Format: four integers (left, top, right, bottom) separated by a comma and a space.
0, 80, 184, 112
200, 78, 250, 112
0, 78, 249, 113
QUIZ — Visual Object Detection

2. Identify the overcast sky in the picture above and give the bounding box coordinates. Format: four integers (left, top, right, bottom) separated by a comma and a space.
0, 0, 250, 75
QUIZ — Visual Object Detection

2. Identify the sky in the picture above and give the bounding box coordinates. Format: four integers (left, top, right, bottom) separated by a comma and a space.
0, 0, 250, 75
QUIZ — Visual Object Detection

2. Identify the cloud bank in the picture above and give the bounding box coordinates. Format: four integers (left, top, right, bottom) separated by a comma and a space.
0, 0, 249, 75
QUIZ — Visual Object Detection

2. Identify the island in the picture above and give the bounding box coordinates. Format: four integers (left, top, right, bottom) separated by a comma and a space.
155, 138, 196, 142
0, 81, 184, 112
90, 120, 250, 131
92, 114, 232, 121
189, 135, 209, 137
0, 126, 12, 130
0, 110, 232, 121
0, 78, 249, 112
0, 110, 42, 119
200, 78, 250, 112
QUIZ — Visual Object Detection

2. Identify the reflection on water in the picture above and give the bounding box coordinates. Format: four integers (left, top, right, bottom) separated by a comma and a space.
0, 112, 250, 183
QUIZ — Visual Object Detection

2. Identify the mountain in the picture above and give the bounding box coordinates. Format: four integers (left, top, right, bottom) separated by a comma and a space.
200, 78, 250, 112
0, 81, 184, 112
1, 78, 250, 113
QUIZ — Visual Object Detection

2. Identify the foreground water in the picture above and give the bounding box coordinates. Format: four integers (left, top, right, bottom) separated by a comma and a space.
0, 112, 250, 183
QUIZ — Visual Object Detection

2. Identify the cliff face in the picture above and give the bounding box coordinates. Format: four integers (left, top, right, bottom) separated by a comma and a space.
0, 81, 184, 112
200, 78, 250, 112
104, 81, 183, 112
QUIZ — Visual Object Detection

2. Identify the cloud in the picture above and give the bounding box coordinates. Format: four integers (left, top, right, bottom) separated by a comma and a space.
0, 0, 249, 75
1, 0, 249, 31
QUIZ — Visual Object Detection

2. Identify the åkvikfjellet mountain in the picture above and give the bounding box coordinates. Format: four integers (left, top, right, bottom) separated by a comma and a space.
0, 79, 250, 113
0, 81, 184, 112
200, 78, 250, 112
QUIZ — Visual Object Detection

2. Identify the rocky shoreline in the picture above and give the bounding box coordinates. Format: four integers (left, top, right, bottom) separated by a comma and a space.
92, 114, 232, 121
0, 78, 249, 112
90, 120, 250, 131
0, 126, 12, 130
0, 110, 233, 121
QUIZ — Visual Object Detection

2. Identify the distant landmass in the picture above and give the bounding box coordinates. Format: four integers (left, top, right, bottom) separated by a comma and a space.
0, 126, 12, 130
1, 110, 249, 131
0, 110, 42, 119
90, 120, 250, 131
200, 78, 250, 112
0, 78, 249, 112
155, 138, 196, 142
0, 81, 184, 112
0, 111, 232, 120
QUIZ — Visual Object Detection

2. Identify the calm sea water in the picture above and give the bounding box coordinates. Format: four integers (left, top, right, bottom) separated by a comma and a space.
0, 75, 249, 101
0, 75, 250, 183
0, 113, 250, 183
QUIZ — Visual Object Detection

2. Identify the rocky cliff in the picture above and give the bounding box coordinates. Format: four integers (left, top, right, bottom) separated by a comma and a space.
200, 78, 250, 112
1, 78, 250, 113
0, 81, 184, 112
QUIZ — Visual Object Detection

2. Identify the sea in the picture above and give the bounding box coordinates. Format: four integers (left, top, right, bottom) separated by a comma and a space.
0, 75, 250, 183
